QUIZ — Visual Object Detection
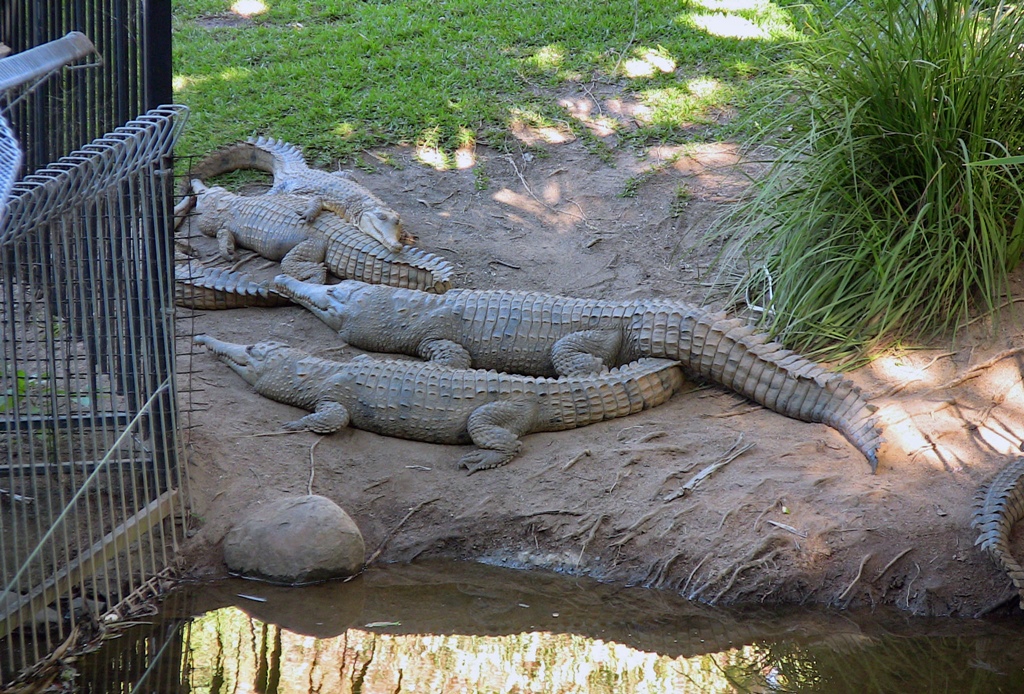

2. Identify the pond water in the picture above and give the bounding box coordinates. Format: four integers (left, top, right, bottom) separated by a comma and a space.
73, 561, 1024, 693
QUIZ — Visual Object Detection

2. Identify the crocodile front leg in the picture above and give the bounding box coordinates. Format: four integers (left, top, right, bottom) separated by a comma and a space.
280, 237, 329, 283
459, 399, 538, 473
300, 195, 325, 223
551, 329, 622, 376
282, 400, 350, 434
418, 338, 473, 370
216, 226, 238, 260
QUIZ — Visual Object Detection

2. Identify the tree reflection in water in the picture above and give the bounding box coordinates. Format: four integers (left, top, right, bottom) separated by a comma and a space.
71, 561, 1024, 693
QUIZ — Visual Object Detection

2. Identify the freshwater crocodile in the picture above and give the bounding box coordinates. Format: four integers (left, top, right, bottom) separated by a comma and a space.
973, 456, 1024, 608
187, 136, 413, 251
270, 277, 883, 470
189, 180, 454, 294
193, 335, 683, 472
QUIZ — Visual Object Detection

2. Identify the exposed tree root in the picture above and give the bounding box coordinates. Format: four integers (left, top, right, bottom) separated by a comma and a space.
366, 497, 440, 565
837, 552, 873, 605
873, 547, 913, 584
929, 346, 1024, 391
710, 548, 785, 605
680, 553, 710, 595
689, 534, 791, 603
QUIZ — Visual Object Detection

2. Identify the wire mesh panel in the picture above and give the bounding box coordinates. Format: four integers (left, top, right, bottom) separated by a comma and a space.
0, 105, 188, 685
0, 0, 172, 173
0, 111, 19, 229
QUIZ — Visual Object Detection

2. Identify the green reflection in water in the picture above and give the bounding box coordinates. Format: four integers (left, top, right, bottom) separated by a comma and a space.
73, 561, 1024, 693
187, 607, 750, 693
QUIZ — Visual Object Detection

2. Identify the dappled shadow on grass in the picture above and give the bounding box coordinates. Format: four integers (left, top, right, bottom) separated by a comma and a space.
171, 0, 799, 163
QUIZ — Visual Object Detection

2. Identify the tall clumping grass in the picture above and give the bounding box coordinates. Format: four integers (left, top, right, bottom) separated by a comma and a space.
719, 0, 1024, 360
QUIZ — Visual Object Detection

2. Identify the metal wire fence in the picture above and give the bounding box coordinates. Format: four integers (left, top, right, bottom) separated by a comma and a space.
0, 0, 173, 173
0, 104, 189, 686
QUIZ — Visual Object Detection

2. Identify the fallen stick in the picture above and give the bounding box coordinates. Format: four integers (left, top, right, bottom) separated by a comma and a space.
708, 405, 762, 419
306, 436, 325, 495
766, 520, 806, 538
664, 435, 753, 502
561, 449, 591, 471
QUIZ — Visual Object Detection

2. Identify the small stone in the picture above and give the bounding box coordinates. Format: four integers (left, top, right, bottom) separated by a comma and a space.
223, 495, 364, 584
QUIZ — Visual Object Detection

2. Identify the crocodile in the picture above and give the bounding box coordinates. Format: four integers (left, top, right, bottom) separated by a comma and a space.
189, 180, 454, 294
186, 136, 414, 251
973, 456, 1024, 608
193, 180, 329, 283
193, 335, 683, 472
270, 277, 883, 470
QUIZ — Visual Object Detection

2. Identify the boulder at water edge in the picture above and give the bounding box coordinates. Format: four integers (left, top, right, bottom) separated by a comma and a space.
223, 495, 365, 584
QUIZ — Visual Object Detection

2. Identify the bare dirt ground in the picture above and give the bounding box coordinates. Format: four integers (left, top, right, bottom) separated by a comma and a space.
173, 93, 1024, 618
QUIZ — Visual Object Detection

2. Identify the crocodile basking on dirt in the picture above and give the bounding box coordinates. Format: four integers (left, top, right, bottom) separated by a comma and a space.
186, 136, 414, 251
183, 180, 453, 298
193, 335, 683, 472
270, 277, 883, 470
973, 456, 1024, 608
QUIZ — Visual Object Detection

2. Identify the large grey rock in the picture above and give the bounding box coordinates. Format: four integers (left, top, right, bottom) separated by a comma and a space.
223, 495, 364, 584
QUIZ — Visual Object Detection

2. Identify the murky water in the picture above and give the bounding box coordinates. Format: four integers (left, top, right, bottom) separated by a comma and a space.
73, 561, 1024, 693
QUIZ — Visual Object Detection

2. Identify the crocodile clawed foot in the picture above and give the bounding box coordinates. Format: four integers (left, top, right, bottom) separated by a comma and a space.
458, 449, 513, 474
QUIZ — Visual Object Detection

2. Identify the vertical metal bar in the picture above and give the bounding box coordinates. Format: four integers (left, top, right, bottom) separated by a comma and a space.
143, 0, 172, 109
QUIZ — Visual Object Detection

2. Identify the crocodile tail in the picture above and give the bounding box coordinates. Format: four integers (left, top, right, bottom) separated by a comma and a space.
543, 358, 684, 429
636, 305, 882, 470
973, 457, 1024, 607
175, 263, 293, 310
185, 141, 279, 184
316, 216, 455, 293
248, 136, 308, 176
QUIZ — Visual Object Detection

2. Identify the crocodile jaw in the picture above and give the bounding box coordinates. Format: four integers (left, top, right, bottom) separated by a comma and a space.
270, 275, 363, 331
194, 335, 287, 386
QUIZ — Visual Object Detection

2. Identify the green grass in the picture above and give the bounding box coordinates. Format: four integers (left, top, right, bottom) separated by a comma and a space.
716, 0, 1024, 360
172, 0, 800, 164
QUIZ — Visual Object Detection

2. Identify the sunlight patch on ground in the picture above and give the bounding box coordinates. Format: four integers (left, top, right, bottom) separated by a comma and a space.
604, 98, 652, 124
230, 0, 267, 17
681, 0, 799, 42
623, 49, 677, 79
638, 79, 729, 129
172, 74, 211, 91
873, 355, 941, 391
691, 13, 768, 40
332, 122, 357, 139
871, 355, 1024, 471
218, 67, 250, 81
688, 77, 721, 100
509, 117, 575, 146
492, 188, 573, 230
527, 45, 564, 72
970, 362, 1024, 456
642, 142, 751, 202
558, 97, 620, 137
455, 143, 476, 169
416, 145, 449, 170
